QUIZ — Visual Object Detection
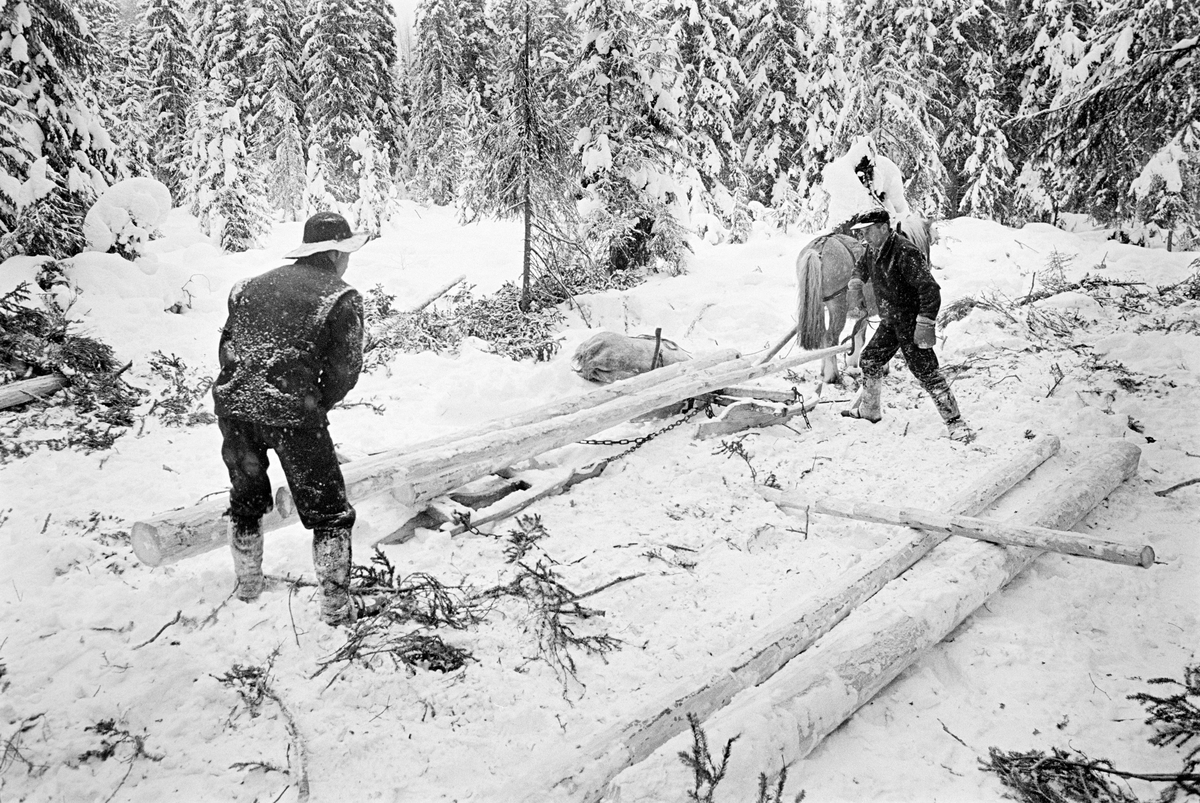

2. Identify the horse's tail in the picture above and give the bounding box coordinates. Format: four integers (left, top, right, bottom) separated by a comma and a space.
796, 247, 826, 350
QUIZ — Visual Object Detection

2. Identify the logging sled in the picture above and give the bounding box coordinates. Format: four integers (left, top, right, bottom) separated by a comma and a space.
129, 328, 1156, 802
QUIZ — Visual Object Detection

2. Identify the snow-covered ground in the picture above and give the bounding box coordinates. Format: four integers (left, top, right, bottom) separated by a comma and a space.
1, 204, 1197, 802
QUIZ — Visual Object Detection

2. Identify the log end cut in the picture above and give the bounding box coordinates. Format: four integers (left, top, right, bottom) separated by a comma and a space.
130, 521, 166, 567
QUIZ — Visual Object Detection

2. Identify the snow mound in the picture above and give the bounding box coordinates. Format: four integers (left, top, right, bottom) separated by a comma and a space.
821, 135, 910, 230
83, 177, 173, 260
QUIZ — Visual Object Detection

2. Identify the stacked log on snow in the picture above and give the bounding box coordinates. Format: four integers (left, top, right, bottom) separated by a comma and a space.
130, 343, 851, 566
524, 437, 1148, 802
0, 374, 67, 411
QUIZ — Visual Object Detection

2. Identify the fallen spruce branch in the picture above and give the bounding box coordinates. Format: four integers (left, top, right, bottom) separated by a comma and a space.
133, 610, 183, 649
1155, 478, 1200, 497
983, 664, 1200, 803
214, 656, 310, 801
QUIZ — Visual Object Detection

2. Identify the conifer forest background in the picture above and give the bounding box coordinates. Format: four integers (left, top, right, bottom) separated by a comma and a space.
1, 0, 1197, 289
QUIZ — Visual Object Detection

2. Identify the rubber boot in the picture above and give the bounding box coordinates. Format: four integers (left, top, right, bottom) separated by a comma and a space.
313, 528, 353, 626
841, 374, 882, 422
230, 518, 264, 602
926, 375, 975, 443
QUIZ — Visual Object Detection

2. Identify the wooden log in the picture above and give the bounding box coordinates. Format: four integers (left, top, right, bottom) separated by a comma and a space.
694, 393, 820, 440
524, 435, 1062, 802
364, 347, 741, 461
675, 440, 1141, 794
0, 374, 67, 410
407, 273, 465, 313
755, 324, 799, 365
786, 494, 1154, 568
376, 461, 611, 546
131, 345, 840, 566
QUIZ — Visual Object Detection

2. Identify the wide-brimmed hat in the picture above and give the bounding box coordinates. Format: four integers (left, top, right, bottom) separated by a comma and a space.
846, 208, 891, 230
284, 212, 370, 258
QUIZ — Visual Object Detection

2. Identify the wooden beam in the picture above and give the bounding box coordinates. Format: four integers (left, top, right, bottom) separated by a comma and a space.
523, 435, 1062, 802
781, 494, 1154, 568
668, 440, 1141, 794
0, 374, 67, 410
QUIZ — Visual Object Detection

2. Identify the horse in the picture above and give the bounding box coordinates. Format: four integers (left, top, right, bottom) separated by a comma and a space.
795, 215, 933, 384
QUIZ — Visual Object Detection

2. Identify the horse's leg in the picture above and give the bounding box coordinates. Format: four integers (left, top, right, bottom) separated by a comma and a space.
825, 297, 848, 384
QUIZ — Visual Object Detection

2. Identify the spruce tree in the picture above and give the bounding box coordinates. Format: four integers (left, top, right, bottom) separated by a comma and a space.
469, 0, 579, 311
143, 0, 195, 204
794, 2, 850, 230
671, 0, 745, 235
189, 0, 269, 250
255, 0, 306, 220
570, 0, 689, 274
407, 0, 469, 205
302, 0, 396, 230
840, 0, 949, 214
0, 0, 123, 258
111, 25, 153, 177
736, 0, 805, 208
1044, 0, 1200, 221
957, 51, 1014, 219
1005, 0, 1098, 223
939, 0, 1015, 220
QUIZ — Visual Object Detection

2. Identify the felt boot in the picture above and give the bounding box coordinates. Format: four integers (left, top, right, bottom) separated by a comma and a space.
926, 375, 975, 443
230, 518, 264, 601
841, 374, 882, 422
313, 528, 353, 625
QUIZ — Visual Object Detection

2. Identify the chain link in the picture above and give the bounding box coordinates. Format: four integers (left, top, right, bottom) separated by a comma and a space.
578, 399, 713, 462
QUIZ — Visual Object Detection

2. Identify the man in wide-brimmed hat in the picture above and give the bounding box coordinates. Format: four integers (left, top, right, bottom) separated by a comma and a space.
841, 207, 973, 444
211, 211, 374, 625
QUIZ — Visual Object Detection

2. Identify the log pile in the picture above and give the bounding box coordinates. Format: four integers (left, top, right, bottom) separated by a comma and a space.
524, 438, 1147, 802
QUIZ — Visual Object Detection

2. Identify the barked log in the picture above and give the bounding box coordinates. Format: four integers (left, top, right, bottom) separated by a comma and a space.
781, 494, 1155, 568
366, 347, 741, 461
338, 343, 853, 509
129, 348, 740, 566
0, 374, 67, 411
525, 434, 1062, 802
670, 440, 1142, 796
131, 344, 846, 566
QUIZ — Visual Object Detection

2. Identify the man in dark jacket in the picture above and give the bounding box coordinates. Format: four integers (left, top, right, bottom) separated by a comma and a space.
212, 211, 369, 625
841, 208, 973, 443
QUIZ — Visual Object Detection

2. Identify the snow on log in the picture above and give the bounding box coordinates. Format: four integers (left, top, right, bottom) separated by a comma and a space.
664, 439, 1141, 798
788, 494, 1154, 568
130, 348, 739, 566
132, 344, 846, 566
0, 374, 67, 410
525, 435, 1061, 802
407, 273, 465, 313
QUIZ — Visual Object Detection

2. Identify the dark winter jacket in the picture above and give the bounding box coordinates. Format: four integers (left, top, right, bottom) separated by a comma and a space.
212, 260, 363, 429
854, 230, 941, 332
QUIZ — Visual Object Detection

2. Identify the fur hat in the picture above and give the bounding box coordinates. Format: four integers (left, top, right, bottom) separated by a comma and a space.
846, 208, 891, 230
284, 212, 369, 259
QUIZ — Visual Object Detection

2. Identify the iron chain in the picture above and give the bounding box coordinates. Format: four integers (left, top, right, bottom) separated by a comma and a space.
578, 399, 713, 462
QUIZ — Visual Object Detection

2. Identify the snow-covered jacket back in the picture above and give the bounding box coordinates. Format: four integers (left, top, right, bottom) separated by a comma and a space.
212, 262, 363, 428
